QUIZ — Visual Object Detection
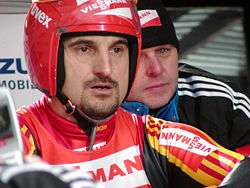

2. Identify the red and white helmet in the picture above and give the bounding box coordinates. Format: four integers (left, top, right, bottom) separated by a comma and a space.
24, 0, 141, 96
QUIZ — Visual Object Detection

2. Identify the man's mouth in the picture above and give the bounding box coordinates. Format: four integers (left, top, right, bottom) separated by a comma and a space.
90, 83, 114, 96
145, 83, 167, 90
91, 83, 113, 89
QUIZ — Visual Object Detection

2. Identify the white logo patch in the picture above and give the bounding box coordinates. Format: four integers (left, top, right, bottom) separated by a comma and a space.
94, 7, 132, 19
138, 9, 160, 27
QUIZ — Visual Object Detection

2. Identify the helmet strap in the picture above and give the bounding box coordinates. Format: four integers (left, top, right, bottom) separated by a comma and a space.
56, 90, 103, 150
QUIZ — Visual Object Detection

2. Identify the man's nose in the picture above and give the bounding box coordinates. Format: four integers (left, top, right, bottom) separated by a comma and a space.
93, 52, 112, 78
144, 53, 163, 77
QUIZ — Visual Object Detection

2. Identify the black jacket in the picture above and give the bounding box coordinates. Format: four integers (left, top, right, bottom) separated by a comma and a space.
178, 63, 250, 150
172, 63, 250, 188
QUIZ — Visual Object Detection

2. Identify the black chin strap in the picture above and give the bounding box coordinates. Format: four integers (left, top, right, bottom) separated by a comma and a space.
56, 91, 97, 151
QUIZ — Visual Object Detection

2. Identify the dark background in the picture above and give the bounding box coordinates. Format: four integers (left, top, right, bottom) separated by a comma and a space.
161, 0, 250, 96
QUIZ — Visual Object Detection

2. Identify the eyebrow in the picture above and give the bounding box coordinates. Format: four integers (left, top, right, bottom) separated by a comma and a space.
66, 40, 94, 48
112, 39, 128, 47
66, 38, 128, 48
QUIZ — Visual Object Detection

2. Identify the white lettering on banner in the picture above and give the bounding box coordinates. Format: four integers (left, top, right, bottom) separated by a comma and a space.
30, 4, 52, 29
80, 0, 127, 14
56, 146, 150, 188
138, 9, 161, 27
159, 127, 218, 156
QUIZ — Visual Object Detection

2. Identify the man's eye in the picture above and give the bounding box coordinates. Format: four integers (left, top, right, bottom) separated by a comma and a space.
74, 46, 94, 55
71, 45, 94, 56
159, 48, 169, 53
111, 47, 123, 55
155, 47, 170, 57
79, 46, 88, 53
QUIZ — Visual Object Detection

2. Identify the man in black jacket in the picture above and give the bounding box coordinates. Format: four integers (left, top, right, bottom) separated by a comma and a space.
122, 0, 250, 187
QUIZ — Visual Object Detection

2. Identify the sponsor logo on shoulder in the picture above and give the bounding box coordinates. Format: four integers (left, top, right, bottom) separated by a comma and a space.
30, 4, 52, 29
159, 127, 218, 156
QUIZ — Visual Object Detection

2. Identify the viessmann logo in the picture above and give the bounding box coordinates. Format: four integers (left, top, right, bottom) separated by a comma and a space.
30, 4, 52, 29
159, 127, 218, 156
80, 0, 128, 14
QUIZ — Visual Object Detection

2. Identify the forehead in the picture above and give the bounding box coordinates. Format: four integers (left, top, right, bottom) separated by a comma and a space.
63, 35, 128, 46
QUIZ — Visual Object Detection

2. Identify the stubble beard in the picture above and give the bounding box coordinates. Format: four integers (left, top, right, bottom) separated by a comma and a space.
79, 89, 120, 120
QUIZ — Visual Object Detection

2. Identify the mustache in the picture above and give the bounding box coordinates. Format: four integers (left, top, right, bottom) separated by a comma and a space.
84, 77, 118, 88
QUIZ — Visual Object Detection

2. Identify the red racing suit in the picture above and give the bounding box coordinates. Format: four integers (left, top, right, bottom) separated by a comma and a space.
17, 96, 245, 188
